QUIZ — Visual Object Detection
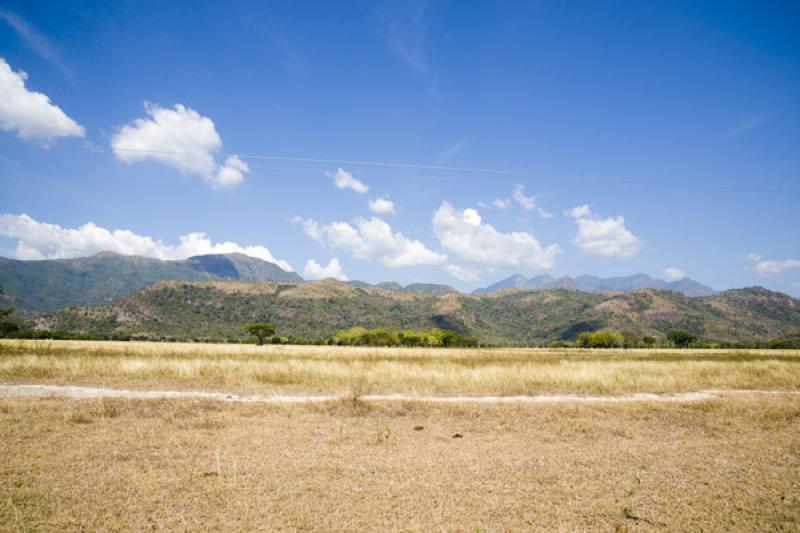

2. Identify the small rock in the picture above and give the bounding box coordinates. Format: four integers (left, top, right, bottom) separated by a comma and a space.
452, 433, 463, 439
414, 425, 424, 431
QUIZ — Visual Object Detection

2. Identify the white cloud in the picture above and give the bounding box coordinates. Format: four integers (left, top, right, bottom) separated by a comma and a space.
492, 198, 510, 209
663, 267, 687, 281
747, 253, 800, 276
565, 205, 591, 219
566, 204, 642, 258
212, 155, 249, 188
512, 184, 536, 211
0, 213, 292, 271
368, 196, 396, 214
328, 168, 368, 194
432, 202, 560, 269
444, 263, 481, 282
303, 258, 348, 281
111, 103, 247, 188
0, 57, 84, 141
492, 185, 551, 219
296, 216, 445, 268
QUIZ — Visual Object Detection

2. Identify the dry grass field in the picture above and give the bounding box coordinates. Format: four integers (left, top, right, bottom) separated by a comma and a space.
1, 395, 799, 531
2, 339, 800, 395
2, 340, 800, 531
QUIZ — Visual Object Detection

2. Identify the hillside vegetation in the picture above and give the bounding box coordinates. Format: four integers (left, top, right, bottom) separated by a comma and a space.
32, 280, 800, 345
0, 252, 301, 315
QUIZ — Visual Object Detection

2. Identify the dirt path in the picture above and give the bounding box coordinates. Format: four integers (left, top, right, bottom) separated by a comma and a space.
2, 383, 798, 404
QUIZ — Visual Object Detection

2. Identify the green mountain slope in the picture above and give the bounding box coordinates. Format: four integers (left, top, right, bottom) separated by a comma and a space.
32, 281, 800, 345
0, 252, 301, 316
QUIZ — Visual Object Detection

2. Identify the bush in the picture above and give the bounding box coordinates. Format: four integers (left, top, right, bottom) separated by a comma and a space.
331, 327, 477, 348
577, 329, 624, 348
667, 330, 698, 348
769, 338, 800, 349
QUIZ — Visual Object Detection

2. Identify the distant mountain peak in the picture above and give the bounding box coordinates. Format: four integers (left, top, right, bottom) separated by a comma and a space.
0, 251, 301, 316
474, 273, 716, 297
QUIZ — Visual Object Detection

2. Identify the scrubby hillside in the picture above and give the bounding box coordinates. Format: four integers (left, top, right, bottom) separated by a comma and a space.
33, 280, 800, 345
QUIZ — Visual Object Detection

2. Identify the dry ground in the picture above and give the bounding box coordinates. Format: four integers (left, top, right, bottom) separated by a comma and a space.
1, 394, 799, 531
2, 340, 799, 531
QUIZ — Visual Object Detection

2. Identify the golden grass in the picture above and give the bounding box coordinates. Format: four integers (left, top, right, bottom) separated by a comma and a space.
1, 394, 798, 531
1, 339, 800, 395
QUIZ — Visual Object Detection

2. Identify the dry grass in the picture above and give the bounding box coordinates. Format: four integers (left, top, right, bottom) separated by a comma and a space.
2, 340, 799, 530
2, 339, 800, 395
1, 394, 799, 531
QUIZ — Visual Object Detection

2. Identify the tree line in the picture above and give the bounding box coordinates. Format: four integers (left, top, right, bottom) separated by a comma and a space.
244, 323, 479, 347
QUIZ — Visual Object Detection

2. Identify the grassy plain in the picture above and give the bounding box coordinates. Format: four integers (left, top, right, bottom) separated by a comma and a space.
2, 340, 799, 531
2, 339, 800, 395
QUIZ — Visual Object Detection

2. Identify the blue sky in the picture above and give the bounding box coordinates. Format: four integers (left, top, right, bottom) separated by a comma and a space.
1, 0, 799, 294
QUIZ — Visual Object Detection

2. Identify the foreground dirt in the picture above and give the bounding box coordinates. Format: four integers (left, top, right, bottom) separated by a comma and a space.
1, 395, 799, 531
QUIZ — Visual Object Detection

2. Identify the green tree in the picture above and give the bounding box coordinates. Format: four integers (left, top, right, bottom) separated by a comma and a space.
621, 330, 639, 348
642, 336, 657, 347
576, 331, 592, 347
667, 330, 697, 348
0, 287, 18, 338
588, 330, 624, 348
245, 323, 276, 345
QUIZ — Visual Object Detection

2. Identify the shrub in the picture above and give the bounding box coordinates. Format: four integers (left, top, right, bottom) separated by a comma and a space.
667, 330, 697, 348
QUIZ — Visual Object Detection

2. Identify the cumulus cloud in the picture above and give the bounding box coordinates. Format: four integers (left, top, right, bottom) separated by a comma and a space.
444, 263, 481, 282
111, 103, 247, 189
368, 196, 396, 214
328, 168, 368, 193
303, 258, 348, 281
296, 216, 445, 268
566, 205, 591, 219
0, 57, 84, 141
0, 213, 292, 271
432, 202, 560, 269
663, 267, 687, 281
566, 204, 642, 258
481, 186, 551, 218
213, 155, 249, 188
512, 184, 536, 211
747, 253, 800, 276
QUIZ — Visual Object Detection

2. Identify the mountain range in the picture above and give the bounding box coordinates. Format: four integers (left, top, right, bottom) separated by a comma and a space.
0, 251, 759, 328
348, 280, 457, 296
33, 280, 800, 345
473, 273, 716, 297
0, 252, 301, 316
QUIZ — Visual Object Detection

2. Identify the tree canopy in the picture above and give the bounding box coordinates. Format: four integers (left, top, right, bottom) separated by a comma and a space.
667, 330, 698, 348
245, 323, 276, 345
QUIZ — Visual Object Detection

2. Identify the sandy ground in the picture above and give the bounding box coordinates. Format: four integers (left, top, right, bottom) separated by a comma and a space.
2, 382, 798, 404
